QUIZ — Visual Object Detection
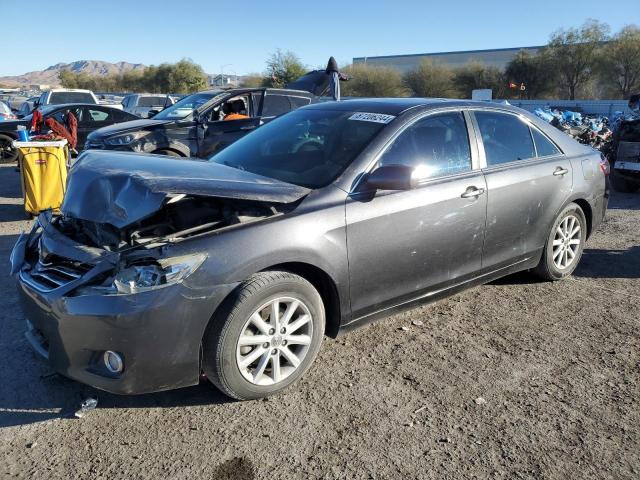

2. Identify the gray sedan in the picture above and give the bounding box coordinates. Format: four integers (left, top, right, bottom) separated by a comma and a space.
11, 99, 608, 400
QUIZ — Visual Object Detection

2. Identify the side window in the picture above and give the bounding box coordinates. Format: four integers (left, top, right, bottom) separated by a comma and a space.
378, 112, 472, 179
262, 95, 291, 117
531, 127, 561, 157
288, 96, 311, 109
85, 108, 111, 123
475, 111, 536, 166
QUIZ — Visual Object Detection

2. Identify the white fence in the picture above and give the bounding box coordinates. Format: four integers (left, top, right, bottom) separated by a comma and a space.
506, 100, 631, 117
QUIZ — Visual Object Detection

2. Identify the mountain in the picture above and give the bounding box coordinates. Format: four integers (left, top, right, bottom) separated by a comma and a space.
0, 60, 146, 87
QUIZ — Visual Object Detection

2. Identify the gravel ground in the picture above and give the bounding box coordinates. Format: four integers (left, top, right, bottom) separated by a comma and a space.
0, 163, 638, 479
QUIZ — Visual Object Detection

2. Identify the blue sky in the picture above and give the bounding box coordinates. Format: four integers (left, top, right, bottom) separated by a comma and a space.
2, 0, 637, 76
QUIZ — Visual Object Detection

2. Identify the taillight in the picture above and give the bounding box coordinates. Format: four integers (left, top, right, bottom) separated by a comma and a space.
599, 154, 610, 176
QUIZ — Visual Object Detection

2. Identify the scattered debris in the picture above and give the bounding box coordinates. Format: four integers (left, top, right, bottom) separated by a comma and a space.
399, 326, 410, 331
25, 442, 37, 449
438, 437, 451, 443
474, 397, 487, 405
412, 320, 424, 326
413, 405, 427, 414
74, 397, 98, 418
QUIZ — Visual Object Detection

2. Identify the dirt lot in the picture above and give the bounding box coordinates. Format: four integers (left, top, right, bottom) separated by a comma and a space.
0, 163, 638, 479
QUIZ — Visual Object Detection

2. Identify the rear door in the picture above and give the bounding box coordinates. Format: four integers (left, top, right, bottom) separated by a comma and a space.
346, 110, 488, 319
471, 109, 572, 269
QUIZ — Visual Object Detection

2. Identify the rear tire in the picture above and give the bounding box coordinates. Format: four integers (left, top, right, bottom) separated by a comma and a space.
610, 169, 640, 193
0, 134, 18, 164
533, 203, 587, 281
203, 271, 325, 400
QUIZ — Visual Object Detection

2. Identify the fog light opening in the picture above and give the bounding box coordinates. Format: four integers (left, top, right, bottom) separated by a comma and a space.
103, 351, 124, 374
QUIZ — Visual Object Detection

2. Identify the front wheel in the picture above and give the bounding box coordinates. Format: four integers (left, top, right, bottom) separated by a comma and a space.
533, 203, 587, 281
0, 134, 18, 164
203, 271, 325, 400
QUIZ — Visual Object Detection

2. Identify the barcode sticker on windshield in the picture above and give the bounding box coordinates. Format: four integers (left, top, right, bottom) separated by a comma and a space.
348, 112, 395, 124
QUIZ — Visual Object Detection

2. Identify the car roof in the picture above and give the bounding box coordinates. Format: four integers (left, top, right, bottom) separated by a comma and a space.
47, 89, 95, 93
41, 103, 123, 109
196, 87, 313, 97
304, 98, 524, 115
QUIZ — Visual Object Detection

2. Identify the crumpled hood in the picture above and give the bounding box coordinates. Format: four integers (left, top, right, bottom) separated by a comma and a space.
89, 118, 172, 138
62, 150, 310, 228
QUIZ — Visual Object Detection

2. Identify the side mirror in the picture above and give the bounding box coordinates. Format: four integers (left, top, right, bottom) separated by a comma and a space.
365, 164, 418, 191
148, 109, 159, 118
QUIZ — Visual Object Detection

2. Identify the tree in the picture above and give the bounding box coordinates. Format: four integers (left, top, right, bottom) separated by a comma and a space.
546, 19, 609, 100
453, 61, 506, 99
240, 73, 264, 88
167, 59, 207, 93
263, 50, 307, 88
341, 63, 408, 97
599, 25, 640, 99
403, 59, 456, 98
505, 50, 555, 99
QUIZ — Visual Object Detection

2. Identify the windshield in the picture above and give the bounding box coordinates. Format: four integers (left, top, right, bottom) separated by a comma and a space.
210, 109, 390, 189
153, 92, 220, 120
0, 102, 11, 115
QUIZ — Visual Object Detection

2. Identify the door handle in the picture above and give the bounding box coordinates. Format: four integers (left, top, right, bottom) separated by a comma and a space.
461, 186, 485, 198
553, 167, 569, 176
239, 125, 256, 131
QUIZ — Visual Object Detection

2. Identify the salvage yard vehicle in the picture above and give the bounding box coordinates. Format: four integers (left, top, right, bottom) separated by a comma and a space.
121, 93, 175, 118
36, 89, 99, 106
83, 87, 315, 157
11, 99, 608, 400
0, 104, 138, 163
608, 116, 640, 193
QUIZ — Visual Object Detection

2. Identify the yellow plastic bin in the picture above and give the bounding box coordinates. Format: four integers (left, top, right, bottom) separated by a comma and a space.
13, 139, 69, 216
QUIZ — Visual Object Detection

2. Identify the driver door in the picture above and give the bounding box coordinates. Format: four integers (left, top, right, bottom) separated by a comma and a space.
198, 94, 261, 158
346, 111, 487, 319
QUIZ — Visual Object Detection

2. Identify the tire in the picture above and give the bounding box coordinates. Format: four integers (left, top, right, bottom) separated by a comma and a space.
203, 271, 325, 400
0, 134, 18, 164
610, 170, 640, 193
153, 149, 182, 157
533, 203, 587, 281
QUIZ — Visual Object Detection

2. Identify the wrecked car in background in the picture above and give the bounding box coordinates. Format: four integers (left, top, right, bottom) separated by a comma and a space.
11, 99, 608, 400
84, 87, 315, 158
82, 67, 348, 158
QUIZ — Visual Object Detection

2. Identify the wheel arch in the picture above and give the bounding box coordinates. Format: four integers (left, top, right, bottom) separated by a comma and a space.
571, 198, 593, 239
261, 262, 342, 338
151, 146, 187, 157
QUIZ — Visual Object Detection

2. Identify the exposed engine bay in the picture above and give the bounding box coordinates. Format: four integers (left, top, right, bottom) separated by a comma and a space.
55, 195, 286, 251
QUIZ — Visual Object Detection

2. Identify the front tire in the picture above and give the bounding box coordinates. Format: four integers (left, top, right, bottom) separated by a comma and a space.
533, 203, 587, 281
0, 134, 18, 164
203, 271, 325, 400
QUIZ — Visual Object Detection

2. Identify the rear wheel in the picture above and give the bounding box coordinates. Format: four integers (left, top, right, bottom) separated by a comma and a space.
203, 271, 325, 400
610, 169, 640, 193
0, 134, 18, 164
533, 203, 587, 281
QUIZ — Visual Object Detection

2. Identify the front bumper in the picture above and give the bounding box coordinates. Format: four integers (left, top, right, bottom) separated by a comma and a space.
12, 215, 237, 395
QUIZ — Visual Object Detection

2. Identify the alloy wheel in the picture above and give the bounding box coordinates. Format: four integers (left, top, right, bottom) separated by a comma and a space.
236, 297, 313, 386
552, 214, 581, 270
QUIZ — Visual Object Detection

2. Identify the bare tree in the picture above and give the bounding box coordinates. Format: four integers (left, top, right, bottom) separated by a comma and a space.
599, 25, 640, 98
546, 19, 609, 100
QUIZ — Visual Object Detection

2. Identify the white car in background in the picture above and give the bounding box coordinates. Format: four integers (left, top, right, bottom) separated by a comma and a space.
36, 89, 99, 107
122, 94, 175, 118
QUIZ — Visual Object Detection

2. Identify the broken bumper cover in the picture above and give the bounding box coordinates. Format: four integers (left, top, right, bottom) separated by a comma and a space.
12, 215, 237, 395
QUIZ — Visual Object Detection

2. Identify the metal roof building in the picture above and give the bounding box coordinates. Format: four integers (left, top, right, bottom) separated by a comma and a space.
353, 46, 543, 72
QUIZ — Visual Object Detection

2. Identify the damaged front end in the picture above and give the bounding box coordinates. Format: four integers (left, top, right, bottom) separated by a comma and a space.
10, 150, 309, 394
